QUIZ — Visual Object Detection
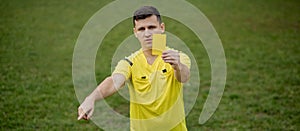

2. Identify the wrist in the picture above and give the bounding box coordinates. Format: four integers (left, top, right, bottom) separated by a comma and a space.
174, 63, 182, 71
86, 93, 97, 102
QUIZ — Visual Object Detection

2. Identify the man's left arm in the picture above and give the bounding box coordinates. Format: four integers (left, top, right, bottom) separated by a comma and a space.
162, 50, 190, 83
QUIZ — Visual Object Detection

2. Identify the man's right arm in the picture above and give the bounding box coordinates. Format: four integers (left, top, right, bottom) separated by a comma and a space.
77, 73, 126, 120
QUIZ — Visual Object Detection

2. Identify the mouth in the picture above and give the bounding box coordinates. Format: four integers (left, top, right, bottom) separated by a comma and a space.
145, 39, 152, 43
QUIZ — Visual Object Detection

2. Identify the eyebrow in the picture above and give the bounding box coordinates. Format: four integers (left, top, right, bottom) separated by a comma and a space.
148, 25, 157, 29
137, 25, 157, 31
137, 27, 145, 31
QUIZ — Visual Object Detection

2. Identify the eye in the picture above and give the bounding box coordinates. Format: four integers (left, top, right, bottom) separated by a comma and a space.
148, 26, 157, 29
138, 27, 145, 31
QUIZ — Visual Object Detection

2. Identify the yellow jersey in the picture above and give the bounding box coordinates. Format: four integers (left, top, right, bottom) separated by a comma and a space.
113, 48, 191, 131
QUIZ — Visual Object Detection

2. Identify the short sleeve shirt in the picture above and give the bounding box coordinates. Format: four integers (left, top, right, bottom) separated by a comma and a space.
113, 48, 190, 131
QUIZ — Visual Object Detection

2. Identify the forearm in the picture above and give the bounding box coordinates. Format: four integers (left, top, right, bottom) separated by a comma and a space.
174, 63, 190, 83
86, 76, 118, 101
78, 75, 125, 120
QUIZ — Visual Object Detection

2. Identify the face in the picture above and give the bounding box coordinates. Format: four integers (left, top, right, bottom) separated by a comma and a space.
133, 15, 165, 50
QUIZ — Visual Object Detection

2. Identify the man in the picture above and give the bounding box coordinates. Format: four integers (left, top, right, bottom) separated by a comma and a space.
78, 6, 191, 130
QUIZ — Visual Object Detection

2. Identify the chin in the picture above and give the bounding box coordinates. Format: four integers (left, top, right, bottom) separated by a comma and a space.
144, 42, 152, 47
146, 45, 152, 49
143, 45, 152, 51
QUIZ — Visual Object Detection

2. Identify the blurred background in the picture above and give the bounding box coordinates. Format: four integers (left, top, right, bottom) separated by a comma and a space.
0, 0, 299, 130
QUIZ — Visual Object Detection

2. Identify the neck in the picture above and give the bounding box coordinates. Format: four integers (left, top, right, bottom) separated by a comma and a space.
142, 48, 158, 65
142, 48, 156, 58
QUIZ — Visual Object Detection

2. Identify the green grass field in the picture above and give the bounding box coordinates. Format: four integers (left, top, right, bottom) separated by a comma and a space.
1, 0, 299, 130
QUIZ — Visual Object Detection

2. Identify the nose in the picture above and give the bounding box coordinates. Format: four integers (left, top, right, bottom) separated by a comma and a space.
144, 29, 152, 37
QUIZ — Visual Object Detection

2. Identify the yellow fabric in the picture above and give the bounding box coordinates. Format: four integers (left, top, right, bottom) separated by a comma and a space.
113, 48, 190, 131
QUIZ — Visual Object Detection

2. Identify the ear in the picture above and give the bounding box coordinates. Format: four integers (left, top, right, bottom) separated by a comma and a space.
160, 23, 165, 33
133, 27, 137, 37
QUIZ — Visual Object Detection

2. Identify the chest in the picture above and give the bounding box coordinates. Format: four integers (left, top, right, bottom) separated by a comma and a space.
131, 57, 173, 81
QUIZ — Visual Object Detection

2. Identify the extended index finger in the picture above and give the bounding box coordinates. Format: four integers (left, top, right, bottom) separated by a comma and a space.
77, 108, 85, 120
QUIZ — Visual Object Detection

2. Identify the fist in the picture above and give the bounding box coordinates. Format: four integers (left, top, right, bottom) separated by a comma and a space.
161, 50, 180, 70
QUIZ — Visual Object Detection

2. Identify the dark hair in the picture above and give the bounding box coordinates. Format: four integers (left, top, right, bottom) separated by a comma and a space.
133, 6, 162, 27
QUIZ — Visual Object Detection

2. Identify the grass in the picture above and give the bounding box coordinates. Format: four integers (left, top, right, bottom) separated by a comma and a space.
0, 0, 299, 130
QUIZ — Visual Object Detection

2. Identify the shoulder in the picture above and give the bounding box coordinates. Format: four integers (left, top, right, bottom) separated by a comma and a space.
126, 49, 143, 62
117, 49, 143, 67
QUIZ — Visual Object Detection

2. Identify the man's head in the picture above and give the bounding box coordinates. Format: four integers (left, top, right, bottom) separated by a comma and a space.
133, 6, 162, 27
133, 6, 165, 50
